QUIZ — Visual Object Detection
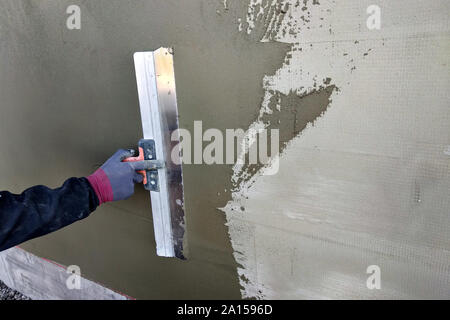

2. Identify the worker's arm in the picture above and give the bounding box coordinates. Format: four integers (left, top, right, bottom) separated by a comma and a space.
0, 149, 153, 252
0, 177, 99, 251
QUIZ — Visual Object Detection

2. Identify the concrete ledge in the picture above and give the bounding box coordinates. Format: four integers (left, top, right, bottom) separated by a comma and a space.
0, 247, 129, 300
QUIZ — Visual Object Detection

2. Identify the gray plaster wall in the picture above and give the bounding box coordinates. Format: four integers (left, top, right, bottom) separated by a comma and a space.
0, 0, 278, 299
0, 0, 449, 299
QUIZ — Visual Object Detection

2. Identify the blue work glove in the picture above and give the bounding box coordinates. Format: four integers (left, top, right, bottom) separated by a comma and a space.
87, 149, 154, 204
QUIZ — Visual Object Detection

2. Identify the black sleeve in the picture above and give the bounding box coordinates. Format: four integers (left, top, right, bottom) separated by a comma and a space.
0, 177, 99, 252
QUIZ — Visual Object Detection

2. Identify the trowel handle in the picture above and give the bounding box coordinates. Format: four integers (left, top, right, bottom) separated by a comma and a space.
123, 147, 148, 185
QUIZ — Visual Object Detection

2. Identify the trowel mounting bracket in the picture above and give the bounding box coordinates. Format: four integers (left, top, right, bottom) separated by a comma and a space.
138, 138, 160, 192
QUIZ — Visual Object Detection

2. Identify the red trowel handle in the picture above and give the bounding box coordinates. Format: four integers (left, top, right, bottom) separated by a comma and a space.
123, 147, 147, 185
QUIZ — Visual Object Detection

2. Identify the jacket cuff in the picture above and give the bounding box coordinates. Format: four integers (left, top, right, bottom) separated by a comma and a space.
86, 168, 113, 205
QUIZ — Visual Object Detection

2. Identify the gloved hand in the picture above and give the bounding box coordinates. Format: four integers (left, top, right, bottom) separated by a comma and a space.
87, 149, 156, 204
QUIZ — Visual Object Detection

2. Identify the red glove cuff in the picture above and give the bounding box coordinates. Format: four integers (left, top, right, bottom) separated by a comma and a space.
86, 168, 114, 205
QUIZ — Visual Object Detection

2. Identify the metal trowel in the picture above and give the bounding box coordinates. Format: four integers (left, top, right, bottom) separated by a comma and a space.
127, 48, 187, 259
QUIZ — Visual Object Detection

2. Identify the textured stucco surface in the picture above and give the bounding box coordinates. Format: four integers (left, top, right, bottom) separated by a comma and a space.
222, 0, 450, 299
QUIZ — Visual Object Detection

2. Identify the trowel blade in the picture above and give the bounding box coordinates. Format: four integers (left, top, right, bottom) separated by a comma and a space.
133, 48, 187, 259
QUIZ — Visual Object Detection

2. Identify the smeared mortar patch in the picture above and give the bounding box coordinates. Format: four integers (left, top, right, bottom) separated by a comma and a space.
240, 0, 332, 42
223, 0, 229, 10
233, 86, 335, 187
444, 146, 450, 156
